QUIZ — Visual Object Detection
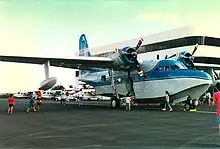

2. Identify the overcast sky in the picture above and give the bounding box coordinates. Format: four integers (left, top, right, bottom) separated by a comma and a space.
0, 0, 219, 93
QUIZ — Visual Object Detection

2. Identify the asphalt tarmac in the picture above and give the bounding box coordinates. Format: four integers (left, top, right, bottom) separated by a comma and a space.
0, 98, 220, 149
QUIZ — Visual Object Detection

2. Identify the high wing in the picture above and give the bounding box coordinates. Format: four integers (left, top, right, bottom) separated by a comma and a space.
0, 55, 114, 69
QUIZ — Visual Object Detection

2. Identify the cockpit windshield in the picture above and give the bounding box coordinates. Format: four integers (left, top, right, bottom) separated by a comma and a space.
170, 62, 187, 70
155, 60, 187, 72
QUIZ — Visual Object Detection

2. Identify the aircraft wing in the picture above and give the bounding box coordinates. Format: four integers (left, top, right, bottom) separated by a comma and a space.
0, 55, 114, 69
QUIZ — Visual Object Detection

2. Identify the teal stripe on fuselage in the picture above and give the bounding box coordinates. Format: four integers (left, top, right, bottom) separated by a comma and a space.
80, 69, 211, 87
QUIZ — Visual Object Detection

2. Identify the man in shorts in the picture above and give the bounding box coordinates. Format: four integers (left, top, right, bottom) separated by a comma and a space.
213, 90, 220, 134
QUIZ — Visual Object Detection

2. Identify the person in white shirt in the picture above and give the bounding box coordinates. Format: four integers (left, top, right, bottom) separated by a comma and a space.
162, 91, 173, 112
77, 89, 84, 106
60, 89, 66, 105
206, 92, 211, 106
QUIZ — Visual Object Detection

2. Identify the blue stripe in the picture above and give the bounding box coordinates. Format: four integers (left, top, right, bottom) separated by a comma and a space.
80, 69, 211, 87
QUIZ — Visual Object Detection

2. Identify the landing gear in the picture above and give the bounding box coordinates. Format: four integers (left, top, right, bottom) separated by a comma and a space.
125, 71, 135, 97
184, 96, 197, 111
109, 69, 121, 109
111, 96, 120, 108
184, 103, 191, 111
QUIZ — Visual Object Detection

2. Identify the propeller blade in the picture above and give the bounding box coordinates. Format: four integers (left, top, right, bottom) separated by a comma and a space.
214, 70, 220, 80
191, 43, 198, 55
167, 53, 177, 59
134, 38, 144, 51
134, 59, 143, 76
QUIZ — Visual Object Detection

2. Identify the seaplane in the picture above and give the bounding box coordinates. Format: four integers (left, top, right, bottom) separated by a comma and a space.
0, 34, 213, 110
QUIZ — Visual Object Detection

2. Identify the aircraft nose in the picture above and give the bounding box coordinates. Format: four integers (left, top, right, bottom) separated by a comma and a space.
193, 70, 212, 81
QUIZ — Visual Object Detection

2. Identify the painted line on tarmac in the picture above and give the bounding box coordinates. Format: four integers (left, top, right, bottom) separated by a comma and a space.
196, 111, 216, 114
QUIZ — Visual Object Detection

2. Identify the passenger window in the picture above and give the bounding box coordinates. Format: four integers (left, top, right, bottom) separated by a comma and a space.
165, 66, 170, 71
155, 67, 164, 71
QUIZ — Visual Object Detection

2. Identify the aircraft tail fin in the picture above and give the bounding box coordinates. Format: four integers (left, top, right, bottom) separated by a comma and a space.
78, 34, 91, 57
78, 34, 91, 77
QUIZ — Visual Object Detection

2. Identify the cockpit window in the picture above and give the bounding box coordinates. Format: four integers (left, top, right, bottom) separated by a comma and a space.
175, 62, 187, 69
171, 62, 187, 70
171, 64, 180, 70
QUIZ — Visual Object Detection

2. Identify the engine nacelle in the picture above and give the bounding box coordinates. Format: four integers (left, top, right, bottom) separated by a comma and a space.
177, 51, 194, 68
109, 47, 137, 70
39, 77, 57, 90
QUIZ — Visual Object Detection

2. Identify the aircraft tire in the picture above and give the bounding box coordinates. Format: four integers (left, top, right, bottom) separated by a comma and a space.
111, 97, 120, 109
185, 103, 190, 111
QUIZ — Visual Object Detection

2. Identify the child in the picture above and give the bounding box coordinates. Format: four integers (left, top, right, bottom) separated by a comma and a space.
162, 91, 173, 112
26, 92, 37, 112
125, 93, 132, 111
8, 94, 14, 115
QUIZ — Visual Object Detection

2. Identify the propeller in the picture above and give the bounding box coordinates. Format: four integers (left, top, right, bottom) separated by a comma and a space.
116, 38, 144, 76
165, 43, 199, 69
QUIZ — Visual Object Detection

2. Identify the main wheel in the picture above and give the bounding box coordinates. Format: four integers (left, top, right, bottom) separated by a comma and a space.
185, 103, 190, 111
111, 97, 120, 108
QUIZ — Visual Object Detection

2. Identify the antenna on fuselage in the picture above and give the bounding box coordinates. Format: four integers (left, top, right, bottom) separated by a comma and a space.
157, 54, 160, 60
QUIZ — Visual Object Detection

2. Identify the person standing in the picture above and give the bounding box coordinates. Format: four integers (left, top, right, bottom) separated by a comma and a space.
60, 89, 66, 105
65, 90, 70, 102
213, 90, 220, 134
207, 91, 211, 106
125, 93, 132, 111
8, 94, 15, 115
36, 90, 42, 111
162, 91, 173, 112
26, 92, 37, 112
77, 89, 84, 106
